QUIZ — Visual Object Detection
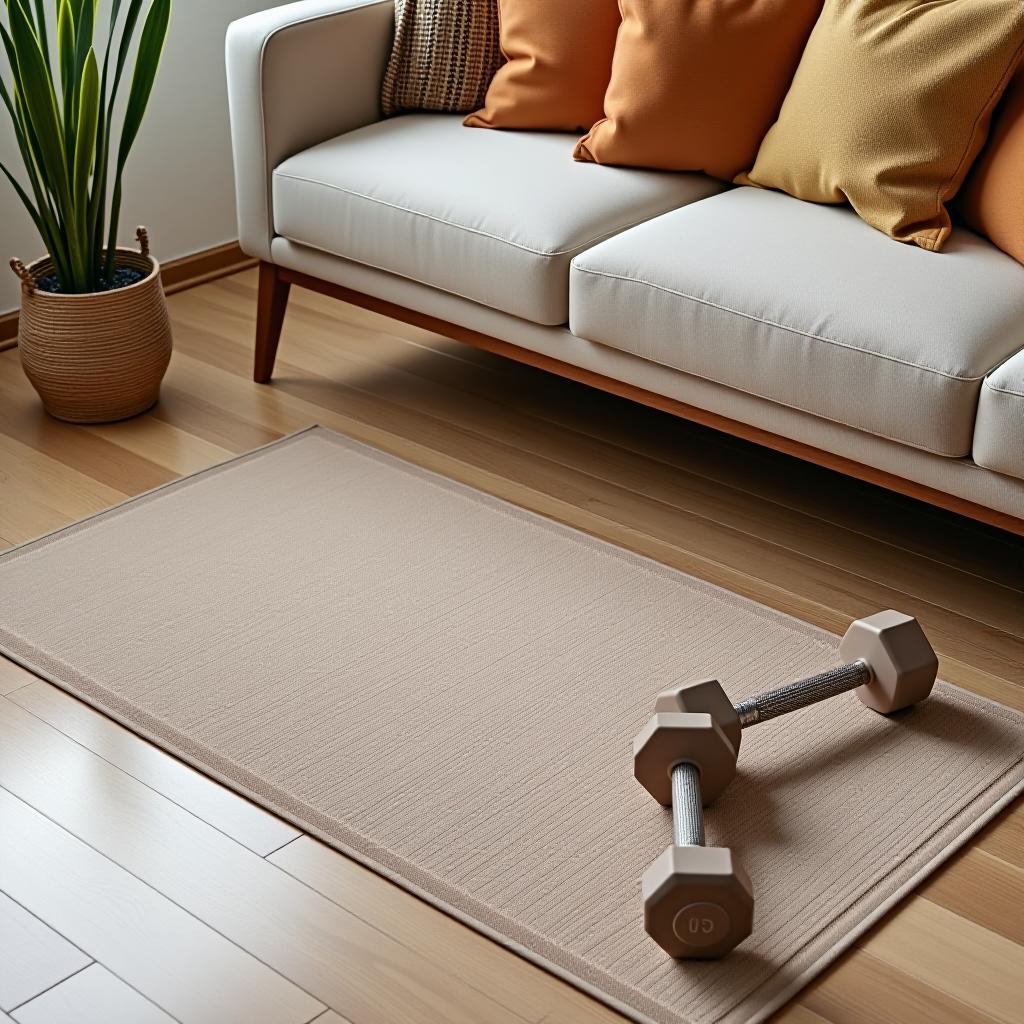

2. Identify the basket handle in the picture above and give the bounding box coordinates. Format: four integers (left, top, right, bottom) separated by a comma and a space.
9, 258, 35, 295
136, 226, 151, 259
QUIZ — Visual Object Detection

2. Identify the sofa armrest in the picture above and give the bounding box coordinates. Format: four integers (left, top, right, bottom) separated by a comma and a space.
226, 0, 394, 261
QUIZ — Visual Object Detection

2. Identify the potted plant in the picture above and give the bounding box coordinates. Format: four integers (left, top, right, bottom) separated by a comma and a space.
2, 0, 173, 423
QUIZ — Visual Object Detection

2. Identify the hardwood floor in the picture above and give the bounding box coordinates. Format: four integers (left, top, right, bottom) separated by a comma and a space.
0, 267, 1021, 1024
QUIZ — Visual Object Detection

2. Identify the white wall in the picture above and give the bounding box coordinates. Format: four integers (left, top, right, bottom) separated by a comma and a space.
0, 0, 290, 314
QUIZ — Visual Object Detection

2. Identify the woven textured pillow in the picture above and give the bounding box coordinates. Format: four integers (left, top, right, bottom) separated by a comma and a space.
738, 0, 1024, 252
574, 0, 822, 181
381, 0, 503, 116
960, 71, 1024, 265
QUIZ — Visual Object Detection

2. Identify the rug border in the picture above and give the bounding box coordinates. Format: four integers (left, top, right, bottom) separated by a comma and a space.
0, 423, 1021, 1024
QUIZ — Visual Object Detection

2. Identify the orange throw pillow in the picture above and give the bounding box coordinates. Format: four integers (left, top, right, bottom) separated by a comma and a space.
575, 0, 823, 181
960, 71, 1024, 265
464, 0, 621, 134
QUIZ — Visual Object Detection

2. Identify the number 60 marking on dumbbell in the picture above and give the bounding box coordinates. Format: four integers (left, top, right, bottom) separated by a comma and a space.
634, 611, 938, 960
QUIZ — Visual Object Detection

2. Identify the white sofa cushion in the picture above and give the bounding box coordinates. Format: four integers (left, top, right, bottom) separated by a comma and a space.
272, 114, 723, 326
570, 187, 1024, 457
974, 351, 1024, 481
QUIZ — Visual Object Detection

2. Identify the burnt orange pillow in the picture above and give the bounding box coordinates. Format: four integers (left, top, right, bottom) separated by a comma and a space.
464, 0, 621, 134
574, 0, 823, 180
960, 71, 1024, 264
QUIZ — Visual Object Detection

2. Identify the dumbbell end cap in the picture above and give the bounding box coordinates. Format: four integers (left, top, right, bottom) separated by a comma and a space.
840, 611, 938, 714
643, 845, 754, 959
633, 713, 737, 806
655, 679, 742, 755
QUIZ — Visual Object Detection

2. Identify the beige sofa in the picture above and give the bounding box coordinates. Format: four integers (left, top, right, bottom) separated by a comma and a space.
226, 0, 1024, 534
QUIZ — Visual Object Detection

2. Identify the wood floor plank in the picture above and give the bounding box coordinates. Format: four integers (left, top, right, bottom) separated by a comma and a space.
8, 681, 300, 857
269, 837, 621, 1024
857, 897, 1024, 1024
82, 413, 232, 477
10, 964, 175, 1024
0, 660, 37, 697
0, 432, 126, 521
0, 891, 90, 1012
0, 787, 323, 1024
919, 845, 1024, 944
975, 801, 1024, 869
0, 696, 530, 1024
766, 1008, 834, 1024
0, 365, 174, 496
801, 948, 1001, 1024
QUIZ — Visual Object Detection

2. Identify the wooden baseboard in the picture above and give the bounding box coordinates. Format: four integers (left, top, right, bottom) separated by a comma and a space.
276, 264, 1024, 538
0, 240, 256, 348
160, 241, 256, 296
0, 311, 16, 350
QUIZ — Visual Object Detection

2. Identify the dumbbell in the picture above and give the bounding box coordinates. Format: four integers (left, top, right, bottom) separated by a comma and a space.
633, 611, 936, 959
653, 610, 938, 761
634, 713, 754, 958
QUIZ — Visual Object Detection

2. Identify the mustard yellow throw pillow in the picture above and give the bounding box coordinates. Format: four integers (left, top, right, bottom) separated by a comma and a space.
738, 0, 1024, 252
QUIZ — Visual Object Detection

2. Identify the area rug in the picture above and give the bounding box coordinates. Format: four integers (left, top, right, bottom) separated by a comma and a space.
0, 426, 1021, 1024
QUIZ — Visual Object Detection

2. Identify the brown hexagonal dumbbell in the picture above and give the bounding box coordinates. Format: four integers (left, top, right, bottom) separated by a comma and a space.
633, 713, 752, 959
634, 611, 936, 959
650, 613, 937, 757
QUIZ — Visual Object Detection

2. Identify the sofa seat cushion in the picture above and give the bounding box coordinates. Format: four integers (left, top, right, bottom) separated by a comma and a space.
569, 187, 1024, 456
272, 114, 723, 326
974, 351, 1024, 481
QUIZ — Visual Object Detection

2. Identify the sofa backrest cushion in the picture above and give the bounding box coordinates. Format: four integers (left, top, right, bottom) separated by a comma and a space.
737, 0, 1024, 252
960, 71, 1024, 266
574, 0, 822, 182
382, 0, 503, 115
464, 0, 620, 134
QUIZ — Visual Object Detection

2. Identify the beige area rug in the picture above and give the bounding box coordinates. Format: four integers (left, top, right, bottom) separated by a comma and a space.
0, 426, 1021, 1024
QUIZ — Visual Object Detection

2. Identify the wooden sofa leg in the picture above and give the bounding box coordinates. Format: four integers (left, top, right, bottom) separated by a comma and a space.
254, 261, 291, 383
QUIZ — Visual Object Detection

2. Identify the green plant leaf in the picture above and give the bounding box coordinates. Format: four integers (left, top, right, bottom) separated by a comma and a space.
71, 0, 93, 116
73, 47, 98, 283
106, 0, 170, 277
116, 0, 169, 170
57, 0, 76, 139
8, 0, 71, 208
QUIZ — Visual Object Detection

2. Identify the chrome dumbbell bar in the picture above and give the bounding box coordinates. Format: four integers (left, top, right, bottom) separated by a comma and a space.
734, 660, 872, 728
671, 762, 705, 848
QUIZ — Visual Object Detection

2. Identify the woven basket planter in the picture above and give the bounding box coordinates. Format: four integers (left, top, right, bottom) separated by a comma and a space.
11, 227, 172, 424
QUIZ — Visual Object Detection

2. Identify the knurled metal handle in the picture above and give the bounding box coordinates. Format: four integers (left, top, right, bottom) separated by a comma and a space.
734, 660, 872, 728
671, 762, 705, 847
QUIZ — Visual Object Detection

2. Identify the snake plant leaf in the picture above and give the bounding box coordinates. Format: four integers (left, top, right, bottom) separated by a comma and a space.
109, 0, 144, 111
8, 0, 72, 208
73, 48, 99, 286
73, 49, 98, 216
105, 0, 170, 277
115, 0, 169, 172
57, 0, 76, 134
72, 0, 94, 112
